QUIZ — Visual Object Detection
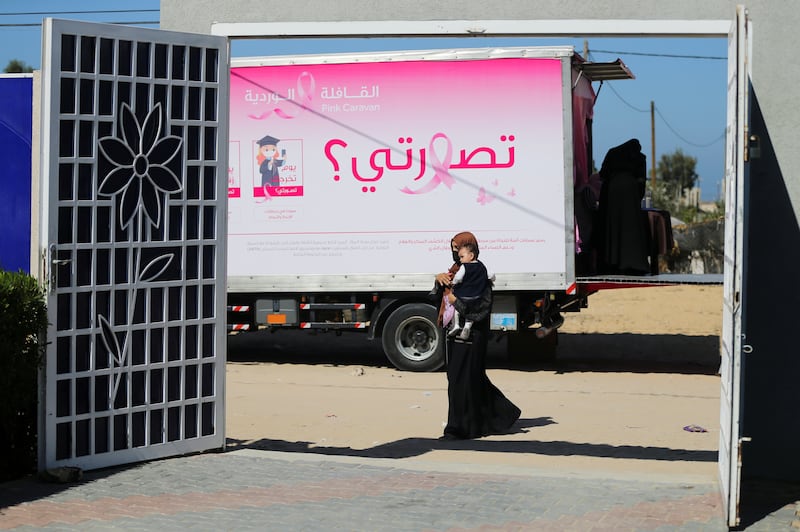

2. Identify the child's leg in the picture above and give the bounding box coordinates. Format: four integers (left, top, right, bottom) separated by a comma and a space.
448, 309, 462, 336
457, 319, 473, 340
442, 296, 455, 327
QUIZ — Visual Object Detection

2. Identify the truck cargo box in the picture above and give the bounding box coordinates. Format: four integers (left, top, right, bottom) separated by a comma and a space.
227, 47, 583, 293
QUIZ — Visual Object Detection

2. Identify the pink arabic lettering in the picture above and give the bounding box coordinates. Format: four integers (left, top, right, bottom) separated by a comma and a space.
244, 71, 316, 121
325, 133, 515, 195
450, 134, 516, 169
351, 155, 384, 182
372, 137, 414, 170
370, 137, 426, 181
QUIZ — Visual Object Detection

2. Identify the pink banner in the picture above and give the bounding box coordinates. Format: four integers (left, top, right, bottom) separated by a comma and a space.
227, 55, 569, 278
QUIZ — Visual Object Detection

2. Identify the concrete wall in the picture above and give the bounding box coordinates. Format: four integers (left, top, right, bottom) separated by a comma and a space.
160, 0, 800, 482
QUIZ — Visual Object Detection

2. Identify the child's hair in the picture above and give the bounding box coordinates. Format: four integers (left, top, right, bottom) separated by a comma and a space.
460, 242, 477, 257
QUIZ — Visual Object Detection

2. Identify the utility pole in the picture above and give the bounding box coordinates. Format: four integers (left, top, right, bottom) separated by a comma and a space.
583, 39, 589, 59
650, 101, 656, 189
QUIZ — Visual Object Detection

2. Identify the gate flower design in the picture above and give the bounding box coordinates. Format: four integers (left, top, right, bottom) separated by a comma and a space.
98, 102, 183, 229
97, 103, 183, 407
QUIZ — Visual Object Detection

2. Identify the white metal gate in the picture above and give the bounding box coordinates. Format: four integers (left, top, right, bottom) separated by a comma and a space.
719, 5, 750, 528
39, 19, 229, 470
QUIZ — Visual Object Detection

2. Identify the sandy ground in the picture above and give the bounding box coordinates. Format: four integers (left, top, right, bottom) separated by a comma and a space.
225, 285, 724, 481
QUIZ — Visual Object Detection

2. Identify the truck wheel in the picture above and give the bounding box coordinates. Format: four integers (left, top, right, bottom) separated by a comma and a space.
381, 303, 444, 372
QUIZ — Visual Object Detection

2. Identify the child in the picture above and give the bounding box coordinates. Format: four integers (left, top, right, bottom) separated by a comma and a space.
446, 242, 494, 340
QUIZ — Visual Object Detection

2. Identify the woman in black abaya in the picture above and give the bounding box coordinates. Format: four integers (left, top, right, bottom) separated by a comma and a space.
595, 138, 651, 275
434, 231, 521, 440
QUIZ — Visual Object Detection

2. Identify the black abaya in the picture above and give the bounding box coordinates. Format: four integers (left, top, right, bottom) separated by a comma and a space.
443, 291, 521, 439
595, 138, 650, 275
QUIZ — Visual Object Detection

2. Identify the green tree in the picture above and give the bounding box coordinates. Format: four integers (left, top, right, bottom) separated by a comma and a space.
649, 148, 708, 222
657, 148, 698, 200
3, 59, 34, 73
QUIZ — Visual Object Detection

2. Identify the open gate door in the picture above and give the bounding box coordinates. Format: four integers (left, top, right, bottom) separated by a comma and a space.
719, 5, 750, 528
39, 19, 229, 470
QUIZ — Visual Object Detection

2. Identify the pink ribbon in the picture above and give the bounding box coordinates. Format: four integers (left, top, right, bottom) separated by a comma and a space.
401, 132, 455, 195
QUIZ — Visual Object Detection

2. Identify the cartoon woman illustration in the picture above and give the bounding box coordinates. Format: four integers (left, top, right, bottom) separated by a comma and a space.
257, 134, 285, 187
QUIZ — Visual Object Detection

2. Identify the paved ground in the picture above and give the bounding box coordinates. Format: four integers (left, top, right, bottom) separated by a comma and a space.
4, 286, 799, 530
2, 446, 798, 531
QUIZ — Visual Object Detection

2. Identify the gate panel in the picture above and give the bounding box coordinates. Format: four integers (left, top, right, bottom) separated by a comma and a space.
40, 19, 229, 470
718, 6, 750, 528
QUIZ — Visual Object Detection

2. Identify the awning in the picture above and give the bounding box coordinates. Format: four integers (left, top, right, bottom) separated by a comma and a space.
575, 58, 635, 81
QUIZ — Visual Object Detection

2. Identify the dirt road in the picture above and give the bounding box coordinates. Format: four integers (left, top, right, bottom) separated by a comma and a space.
226, 285, 723, 480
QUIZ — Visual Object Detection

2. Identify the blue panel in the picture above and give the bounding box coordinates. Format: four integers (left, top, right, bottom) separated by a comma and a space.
0, 77, 33, 273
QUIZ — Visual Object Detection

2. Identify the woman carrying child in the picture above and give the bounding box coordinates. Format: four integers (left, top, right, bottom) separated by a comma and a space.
433, 231, 521, 440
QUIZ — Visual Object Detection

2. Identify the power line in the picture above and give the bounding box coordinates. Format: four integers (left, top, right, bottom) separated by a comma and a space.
0, 8, 159, 26
604, 80, 650, 113
654, 106, 725, 148
0, 21, 159, 27
590, 48, 726, 61
0, 9, 158, 16
587, 48, 725, 148
608, 83, 725, 148
603, 80, 723, 148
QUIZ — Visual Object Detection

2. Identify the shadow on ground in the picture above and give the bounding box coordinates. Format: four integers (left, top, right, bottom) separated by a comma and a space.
735, 478, 800, 530
228, 329, 720, 375
225, 413, 718, 463
0, 463, 137, 510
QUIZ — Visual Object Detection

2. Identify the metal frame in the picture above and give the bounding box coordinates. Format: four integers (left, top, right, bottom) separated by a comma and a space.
39, 18, 229, 471
211, 19, 731, 38
719, 6, 750, 527
213, 16, 746, 526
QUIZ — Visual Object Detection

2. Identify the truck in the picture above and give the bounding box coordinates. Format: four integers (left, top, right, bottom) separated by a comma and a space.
225, 46, 635, 371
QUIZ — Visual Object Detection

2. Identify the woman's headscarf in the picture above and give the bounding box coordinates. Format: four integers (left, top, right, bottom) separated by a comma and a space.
451, 231, 479, 265
599, 138, 645, 179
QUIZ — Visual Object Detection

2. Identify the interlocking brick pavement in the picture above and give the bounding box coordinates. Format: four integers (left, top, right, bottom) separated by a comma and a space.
0, 449, 795, 531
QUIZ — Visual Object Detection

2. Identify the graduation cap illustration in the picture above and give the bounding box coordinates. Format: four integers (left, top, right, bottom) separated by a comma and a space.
258, 135, 280, 147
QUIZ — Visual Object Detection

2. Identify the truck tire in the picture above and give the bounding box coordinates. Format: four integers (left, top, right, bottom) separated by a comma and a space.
381, 303, 444, 372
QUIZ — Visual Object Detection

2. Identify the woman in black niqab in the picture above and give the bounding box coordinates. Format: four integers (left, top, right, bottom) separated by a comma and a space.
434, 231, 521, 440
